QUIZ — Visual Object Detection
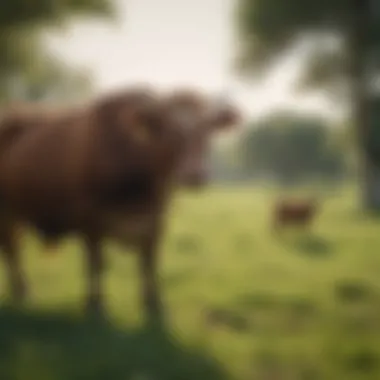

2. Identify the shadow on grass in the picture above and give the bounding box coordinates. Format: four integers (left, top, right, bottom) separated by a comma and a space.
233, 292, 318, 334
347, 207, 380, 223
205, 307, 251, 332
292, 234, 334, 258
0, 306, 228, 380
174, 233, 202, 255
334, 280, 375, 303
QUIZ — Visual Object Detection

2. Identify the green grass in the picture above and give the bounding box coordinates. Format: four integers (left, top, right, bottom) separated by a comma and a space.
1, 185, 380, 379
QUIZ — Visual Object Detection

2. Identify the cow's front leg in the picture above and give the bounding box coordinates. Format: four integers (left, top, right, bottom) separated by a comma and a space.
138, 219, 164, 321
84, 235, 105, 316
1, 224, 27, 304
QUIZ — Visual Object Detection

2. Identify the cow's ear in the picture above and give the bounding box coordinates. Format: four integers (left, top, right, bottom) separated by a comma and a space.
96, 93, 150, 128
127, 105, 168, 145
95, 91, 168, 145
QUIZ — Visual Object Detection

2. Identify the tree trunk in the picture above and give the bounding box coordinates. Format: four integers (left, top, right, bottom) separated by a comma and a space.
348, 0, 380, 210
362, 159, 380, 208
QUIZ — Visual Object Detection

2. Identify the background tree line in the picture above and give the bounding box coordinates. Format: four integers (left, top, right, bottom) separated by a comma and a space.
210, 111, 351, 187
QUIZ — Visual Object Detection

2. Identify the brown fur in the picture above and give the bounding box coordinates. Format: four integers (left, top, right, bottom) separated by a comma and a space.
0, 85, 242, 320
273, 198, 319, 232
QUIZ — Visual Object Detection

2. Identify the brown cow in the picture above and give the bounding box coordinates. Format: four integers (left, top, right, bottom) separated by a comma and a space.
272, 197, 319, 233
0, 85, 241, 320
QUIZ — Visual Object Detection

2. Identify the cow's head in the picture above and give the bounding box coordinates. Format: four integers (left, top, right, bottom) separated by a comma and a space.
94, 86, 242, 189
158, 89, 243, 188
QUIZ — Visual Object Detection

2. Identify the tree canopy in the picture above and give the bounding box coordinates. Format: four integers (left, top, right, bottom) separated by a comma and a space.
0, 0, 115, 102
234, 0, 378, 96
238, 112, 347, 185
1, 0, 114, 30
234, 0, 380, 209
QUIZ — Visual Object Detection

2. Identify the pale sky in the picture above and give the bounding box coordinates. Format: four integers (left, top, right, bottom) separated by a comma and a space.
46, 0, 336, 120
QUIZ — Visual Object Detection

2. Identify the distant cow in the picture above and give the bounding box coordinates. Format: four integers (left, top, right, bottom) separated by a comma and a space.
0, 86, 241, 320
272, 197, 319, 233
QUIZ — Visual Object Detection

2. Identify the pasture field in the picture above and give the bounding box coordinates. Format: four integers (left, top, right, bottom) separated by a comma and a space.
1, 185, 380, 379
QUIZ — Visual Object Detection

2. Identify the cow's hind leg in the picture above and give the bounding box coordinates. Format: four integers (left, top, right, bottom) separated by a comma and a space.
0, 223, 27, 304
84, 235, 105, 316
138, 223, 164, 322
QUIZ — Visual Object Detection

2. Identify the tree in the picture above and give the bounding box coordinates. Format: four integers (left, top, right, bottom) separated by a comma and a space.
1, 0, 114, 30
239, 111, 347, 186
234, 0, 380, 209
0, 0, 115, 103
6, 51, 95, 103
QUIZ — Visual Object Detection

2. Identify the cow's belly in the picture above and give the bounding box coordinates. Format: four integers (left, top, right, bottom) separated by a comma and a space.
104, 212, 154, 246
